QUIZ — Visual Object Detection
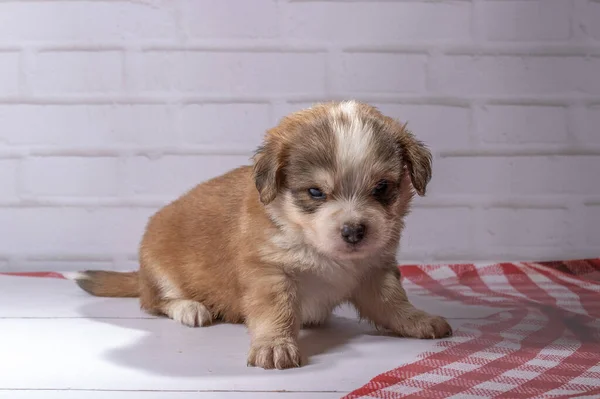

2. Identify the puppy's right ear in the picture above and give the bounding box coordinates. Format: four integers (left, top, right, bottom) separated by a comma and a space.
252, 135, 284, 205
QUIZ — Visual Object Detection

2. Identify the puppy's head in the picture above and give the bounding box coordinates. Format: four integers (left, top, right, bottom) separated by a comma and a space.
253, 101, 432, 260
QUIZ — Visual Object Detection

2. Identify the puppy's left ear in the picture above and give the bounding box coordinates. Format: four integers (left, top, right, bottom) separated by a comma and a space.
393, 121, 432, 196
252, 134, 285, 205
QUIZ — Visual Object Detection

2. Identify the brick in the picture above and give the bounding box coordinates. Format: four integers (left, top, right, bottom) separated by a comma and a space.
335, 53, 427, 93
0, 208, 154, 255
374, 104, 471, 150
23, 157, 119, 197
584, 205, 600, 247
402, 207, 474, 253
431, 156, 600, 196
125, 155, 251, 197
33, 51, 122, 94
180, 0, 279, 38
429, 157, 512, 196
0, 52, 19, 96
180, 103, 270, 150
477, 105, 569, 144
429, 56, 600, 96
0, 159, 19, 201
285, 2, 470, 42
579, 106, 600, 145
130, 51, 326, 94
0, 105, 174, 146
478, 208, 571, 248
0, 2, 177, 42
479, 0, 571, 41
510, 156, 600, 195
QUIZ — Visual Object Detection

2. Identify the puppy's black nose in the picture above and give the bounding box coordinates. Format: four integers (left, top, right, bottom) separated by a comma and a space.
341, 223, 366, 244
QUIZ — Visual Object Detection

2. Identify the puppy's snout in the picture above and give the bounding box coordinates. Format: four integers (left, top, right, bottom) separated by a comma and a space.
341, 223, 366, 244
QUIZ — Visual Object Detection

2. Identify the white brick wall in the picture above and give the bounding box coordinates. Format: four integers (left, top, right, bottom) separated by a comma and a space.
0, 0, 598, 271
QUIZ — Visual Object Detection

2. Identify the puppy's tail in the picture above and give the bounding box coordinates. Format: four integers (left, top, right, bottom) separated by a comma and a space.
67, 270, 140, 298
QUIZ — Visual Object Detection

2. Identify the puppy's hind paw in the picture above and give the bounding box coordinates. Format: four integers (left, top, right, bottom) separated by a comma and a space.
163, 299, 212, 327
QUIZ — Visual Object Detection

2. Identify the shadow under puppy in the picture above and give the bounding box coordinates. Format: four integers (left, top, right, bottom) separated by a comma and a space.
74, 100, 452, 370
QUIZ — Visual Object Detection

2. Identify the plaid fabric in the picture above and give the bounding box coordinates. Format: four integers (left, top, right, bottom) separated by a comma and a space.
0, 271, 67, 279
345, 259, 600, 399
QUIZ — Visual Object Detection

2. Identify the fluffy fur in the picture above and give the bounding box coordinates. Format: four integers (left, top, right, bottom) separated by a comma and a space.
74, 100, 452, 370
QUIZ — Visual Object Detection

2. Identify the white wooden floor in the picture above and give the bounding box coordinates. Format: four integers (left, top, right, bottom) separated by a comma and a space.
0, 274, 496, 398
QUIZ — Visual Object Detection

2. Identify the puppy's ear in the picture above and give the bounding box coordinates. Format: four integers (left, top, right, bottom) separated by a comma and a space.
392, 121, 432, 196
252, 134, 285, 205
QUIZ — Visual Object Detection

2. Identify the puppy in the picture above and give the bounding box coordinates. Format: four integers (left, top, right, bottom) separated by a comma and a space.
74, 100, 451, 370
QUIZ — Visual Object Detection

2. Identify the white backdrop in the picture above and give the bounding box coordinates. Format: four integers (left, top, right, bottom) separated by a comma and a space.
0, 0, 598, 271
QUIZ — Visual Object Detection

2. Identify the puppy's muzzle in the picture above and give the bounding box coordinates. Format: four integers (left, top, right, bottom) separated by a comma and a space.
341, 223, 366, 244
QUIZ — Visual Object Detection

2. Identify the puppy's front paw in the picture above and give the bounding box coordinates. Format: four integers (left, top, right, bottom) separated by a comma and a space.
395, 311, 452, 339
247, 338, 301, 370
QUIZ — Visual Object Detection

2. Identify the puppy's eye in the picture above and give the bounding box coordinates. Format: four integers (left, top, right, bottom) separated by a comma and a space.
372, 180, 388, 196
308, 188, 326, 199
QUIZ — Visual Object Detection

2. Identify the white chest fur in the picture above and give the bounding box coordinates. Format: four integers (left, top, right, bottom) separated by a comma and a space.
295, 264, 360, 325
264, 226, 370, 325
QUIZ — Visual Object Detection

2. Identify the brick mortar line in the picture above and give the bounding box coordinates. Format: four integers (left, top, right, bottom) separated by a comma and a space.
569, 0, 578, 41
0, 0, 136, 2
5, 42, 600, 55
439, 148, 600, 157
3, 147, 600, 160
470, 0, 483, 45
286, 0, 471, 2
566, 104, 584, 146
2, 95, 600, 106
343, 45, 600, 56
0, 97, 276, 104
0, 196, 593, 209
14, 157, 26, 199
21, 146, 254, 157
1, 146, 599, 159
170, 0, 187, 43
469, 102, 482, 148
15, 43, 330, 53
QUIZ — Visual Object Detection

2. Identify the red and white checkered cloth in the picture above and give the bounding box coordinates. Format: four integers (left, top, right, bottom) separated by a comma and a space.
2, 259, 600, 398
345, 259, 600, 399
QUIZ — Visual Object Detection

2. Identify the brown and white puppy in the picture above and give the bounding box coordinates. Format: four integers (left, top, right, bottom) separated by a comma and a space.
74, 100, 451, 370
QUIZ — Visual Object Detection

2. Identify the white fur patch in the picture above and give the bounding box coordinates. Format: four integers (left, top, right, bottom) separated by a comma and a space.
156, 274, 183, 300
62, 271, 89, 280
339, 100, 358, 117
296, 267, 358, 325
164, 299, 212, 327
332, 100, 373, 170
